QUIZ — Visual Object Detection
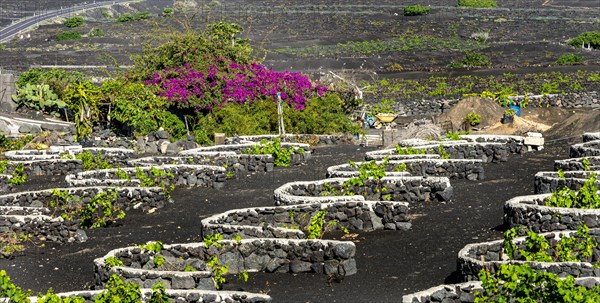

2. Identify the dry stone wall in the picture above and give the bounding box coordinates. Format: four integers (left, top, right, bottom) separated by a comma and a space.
327, 159, 484, 180
201, 201, 412, 240
457, 229, 600, 281
504, 193, 600, 233
274, 176, 453, 206
534, 170, 600, 194
94, 239, 356, 290
128, 153, 276, 173
27, 289, 271, 303
65, 165, 227, 188
0, 186, 166, 244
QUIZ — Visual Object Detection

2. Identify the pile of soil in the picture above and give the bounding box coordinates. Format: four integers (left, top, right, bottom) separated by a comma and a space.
438, 97, 504, 131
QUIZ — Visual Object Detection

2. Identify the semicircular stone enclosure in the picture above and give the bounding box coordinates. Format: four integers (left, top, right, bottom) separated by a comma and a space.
403, 132, 600, 302
2, 132, 582, 302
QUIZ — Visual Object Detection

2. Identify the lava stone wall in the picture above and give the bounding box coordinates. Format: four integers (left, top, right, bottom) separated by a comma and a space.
0, 187, 167, 244
128, 154, 276, 173
95, 239, 356, 290
554, 156, 600, 172
66, 165, 227, 188
457, 229, 600, 281
402, 278, 600, 303
327, 159, 485, 180
274, 177, 453, 205
0, 213, 83, 245
225, 134, 350, 145
7, 159, 83, 176
504, 194, 600, 233
570, 140, 600, 158
26, 289, 271, 303
202, 201, 412, 240
368, 142, 514, 163
402, 91, 600, 116
583, 133, 600, 142
534, 171, 600, 194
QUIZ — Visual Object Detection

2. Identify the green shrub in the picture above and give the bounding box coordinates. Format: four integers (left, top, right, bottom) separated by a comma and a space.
194, 94, 360, 145
462, 52, 491, 67
117, 12, 149, 22
89, 28, 105, 37
403, 5, 430, 16
56, 31, 82, 41
476, 264, 600, 302
64, 16, 84, 28
464, 111, 481, 126
458, 0, 497, 8
554, 53, 583, 65
567, 31, 600, 49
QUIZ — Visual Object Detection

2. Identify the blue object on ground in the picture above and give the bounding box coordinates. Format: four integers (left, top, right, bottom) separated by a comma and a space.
509, 105, 521, 117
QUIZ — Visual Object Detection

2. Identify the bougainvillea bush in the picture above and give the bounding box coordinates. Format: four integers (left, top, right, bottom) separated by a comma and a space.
145, 60, 328, 112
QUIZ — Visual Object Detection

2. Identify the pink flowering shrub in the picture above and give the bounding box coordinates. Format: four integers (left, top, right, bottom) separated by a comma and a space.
146, 60, 327, 112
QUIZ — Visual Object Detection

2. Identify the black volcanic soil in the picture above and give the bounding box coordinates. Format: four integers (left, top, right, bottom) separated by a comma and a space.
1, 137, 575, 302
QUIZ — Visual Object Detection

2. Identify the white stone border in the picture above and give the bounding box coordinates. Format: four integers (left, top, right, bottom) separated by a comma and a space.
326, 159, 483, 178
534, 170, 600, 194
458, 229, 600, 280
26, 288, 272, 302
273, 176, 452, 205
65, 164, 226, 187
201, 200, 411, 239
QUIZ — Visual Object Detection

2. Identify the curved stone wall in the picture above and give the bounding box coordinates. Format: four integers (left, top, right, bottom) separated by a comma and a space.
401, 91, 600, 117
0, 186, 167, 243
201, 200, 412, 240
128, 153, 275, 173
583, 132, 600, 143
402, 277, 600, 303
225, 134, 350, 145
65, 165, 227, 188
367, 141, 513, 163
570, 140, 600, 158
273, 176, 453, 206
457, 229, 600, 281
326, 159, 484, 180
534, 170, 600, 194
554, 156, 600, 172
504, 193, 600, 233
6, 159, 83, 176
94, 239, 356, 290
26, 289, 271, 303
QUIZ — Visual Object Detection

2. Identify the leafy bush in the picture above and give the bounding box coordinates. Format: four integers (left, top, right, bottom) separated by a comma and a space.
476, 264, 600, 302
458, 0, 497, 8
567, 31, 600, 49
105, 81, 186, 139
117, 12, 149, 22
64, 16, 84, 28
464, 111, 481, 126
403, 5, 430, 16
75, 151, 112, 171
450, 52, 491, 68
56, 31, 82, 41
545, 173, 600, 208
554, 53, 583, 65
245, 138, 297, 167
193, 94, 360, 145
89, 28, 105, 37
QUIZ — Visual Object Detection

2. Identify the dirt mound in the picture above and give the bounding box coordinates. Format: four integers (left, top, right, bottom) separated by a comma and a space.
438, 97, 503, 131
484, 116, 551, 135
541, 108, 600, 140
